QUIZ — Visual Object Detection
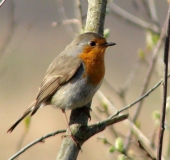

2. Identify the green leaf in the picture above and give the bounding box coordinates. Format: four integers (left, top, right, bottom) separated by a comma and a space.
152, 110, 160, 120
24, 115, 31, 131
115, 137, 124, 152
146, 31, 159, 50
118, 154, 128, 160
138, 49, 145, 60
104, 29, 110, 38
166, 96, 170, 112
108, 146, 115, 153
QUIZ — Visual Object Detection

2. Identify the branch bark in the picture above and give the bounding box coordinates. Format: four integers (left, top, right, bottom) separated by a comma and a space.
124, 9, 167, 151
157, 4, 170, 160
56, 104, 128, 160
85, 0, 107, 35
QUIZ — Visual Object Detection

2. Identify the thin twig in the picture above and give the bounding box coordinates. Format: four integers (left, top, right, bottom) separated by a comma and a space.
99, 86, 167, 160
52, 19, 81, 27
75, 0, 83, 31
132, 0, 151, 22
108, 2, 160, 34
148, 0, 159, 26
124, 13, 167, 151
102, 80, 128, 107
110, 73, 170, 119
0, 0, 6, 7
11, 73, 170, 160
157, 4, 170, 160
8, 129, 66, 160
0, 0, 15, 59
138, 140, 156, 160
86, 114, 129, 139
56, 0, 77, 36
95, 101, 119, 138
16, 130, 28, 156
123, 59, 142, 93
9, 114, 128, 160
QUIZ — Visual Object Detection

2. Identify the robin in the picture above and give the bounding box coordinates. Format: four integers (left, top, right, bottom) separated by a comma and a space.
7, 32, 115, 132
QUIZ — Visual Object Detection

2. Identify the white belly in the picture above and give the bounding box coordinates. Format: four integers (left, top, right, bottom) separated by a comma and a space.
51, 77, 102, 110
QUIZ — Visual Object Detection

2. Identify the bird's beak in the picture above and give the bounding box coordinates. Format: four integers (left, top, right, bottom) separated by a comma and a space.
104, 42, 116, 47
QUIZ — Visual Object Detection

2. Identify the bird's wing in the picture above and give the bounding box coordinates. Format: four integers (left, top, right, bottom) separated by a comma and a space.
7, 55, 82, 133
31, 55, 82, 115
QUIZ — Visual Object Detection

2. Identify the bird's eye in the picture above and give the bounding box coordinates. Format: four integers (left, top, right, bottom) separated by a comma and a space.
89, 41, 96, 47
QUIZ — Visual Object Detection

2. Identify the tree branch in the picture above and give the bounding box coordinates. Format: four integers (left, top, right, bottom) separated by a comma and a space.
110, 73, 170, 119
86, 114, 128, 140
57, 1, 109, 159
85, 0, 107, 35
157, 4, 170, 160
8, 129, 65, 160
124, 11, 167, 150
138, 140, 156, 160
0, 0, 7, 7
108, 2, 160, 34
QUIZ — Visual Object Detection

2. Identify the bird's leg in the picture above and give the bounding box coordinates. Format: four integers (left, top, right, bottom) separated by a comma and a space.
61, 109, 81, 149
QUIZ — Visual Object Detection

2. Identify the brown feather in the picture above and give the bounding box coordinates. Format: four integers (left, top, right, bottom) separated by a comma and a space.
7, 101, 35, 132
31, 56, 82, 115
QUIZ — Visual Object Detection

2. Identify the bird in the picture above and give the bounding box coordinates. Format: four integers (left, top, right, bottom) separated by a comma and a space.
7, 32, 115, 133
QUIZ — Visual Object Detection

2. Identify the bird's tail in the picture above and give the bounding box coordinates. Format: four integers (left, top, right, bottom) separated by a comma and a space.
7, 101, 35, 133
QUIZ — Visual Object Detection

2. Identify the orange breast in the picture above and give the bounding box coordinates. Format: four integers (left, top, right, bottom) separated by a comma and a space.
79, 46, 106, 86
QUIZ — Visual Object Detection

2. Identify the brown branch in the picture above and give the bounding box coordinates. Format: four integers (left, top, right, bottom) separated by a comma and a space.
108, 2, 160, 34
12, 74, 169, 160
56, 108, 128, 160
8, 129, 66, 160
86, 114, 128, 140
157, 4, 170, 160
109, 73, 170, 119
124, 11, 167, 151
138, 140, 156, 160
57, 1, 109, 159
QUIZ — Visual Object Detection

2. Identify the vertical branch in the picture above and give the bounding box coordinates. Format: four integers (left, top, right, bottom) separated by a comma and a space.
56, 1, 108, 159
85, 0, 107, 35
157, 4, 170, 160
75, 0, 83, 31
0, 0, 15, 58
56, 0, 76, 36
148, 0, 159, 26
124, 12, 167, 151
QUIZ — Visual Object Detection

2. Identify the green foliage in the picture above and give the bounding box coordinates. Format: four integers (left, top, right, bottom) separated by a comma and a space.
24, 115, 31, 131
146, 31, 159, 50
134, 120, 141, 129
166, 96, 170, 112
101, 101, 108, 112
138, 49, 145, 60
104, 29, 110, 38
108, 146, 115, 153
115, 137, 124, 153
118, 154, 128, 160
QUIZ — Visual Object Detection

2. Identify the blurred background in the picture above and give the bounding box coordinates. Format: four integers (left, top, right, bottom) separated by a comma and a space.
0, 0, 169, 159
